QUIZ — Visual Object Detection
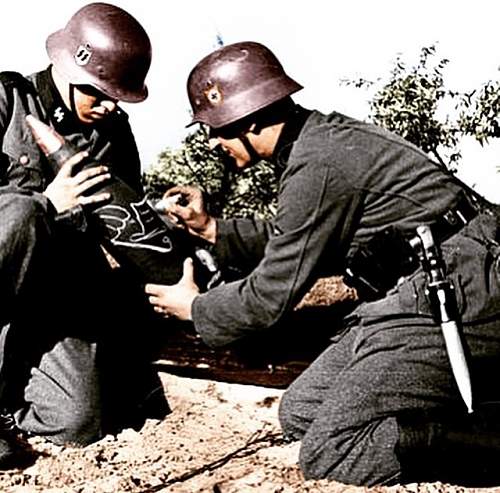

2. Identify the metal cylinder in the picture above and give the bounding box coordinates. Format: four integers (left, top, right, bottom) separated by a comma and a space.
26, 115, 220, 289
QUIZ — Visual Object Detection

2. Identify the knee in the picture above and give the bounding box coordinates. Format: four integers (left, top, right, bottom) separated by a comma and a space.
0, 192, 46, 219
278, 385, 305, 441
298, 433, 358, 483
297, 433, 330, 481
12, 194, 50, 236
0, 193, 50, 247
298, 435, 357, 483
18, 389, 102, 446
45, 400, 102, 446
298, 417, 401, 486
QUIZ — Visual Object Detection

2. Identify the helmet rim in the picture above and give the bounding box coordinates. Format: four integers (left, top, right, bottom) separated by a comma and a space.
45, 2, 151, 104
187, 41, 302, 129
188, 74, 302, 128
47, 30, 148, 103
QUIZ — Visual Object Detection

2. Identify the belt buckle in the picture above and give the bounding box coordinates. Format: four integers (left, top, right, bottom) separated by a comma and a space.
443, 209, 463, 227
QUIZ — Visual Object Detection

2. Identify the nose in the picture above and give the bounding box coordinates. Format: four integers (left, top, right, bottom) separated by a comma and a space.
100, 100, 117, 113
208, 137, 220, 151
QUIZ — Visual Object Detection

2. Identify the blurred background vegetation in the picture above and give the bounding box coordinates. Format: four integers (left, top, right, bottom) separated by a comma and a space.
143, 129, 279, 220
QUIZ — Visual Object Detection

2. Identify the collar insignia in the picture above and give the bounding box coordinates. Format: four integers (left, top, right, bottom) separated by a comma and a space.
53, 106, 66, 123
52, 106, 66, 123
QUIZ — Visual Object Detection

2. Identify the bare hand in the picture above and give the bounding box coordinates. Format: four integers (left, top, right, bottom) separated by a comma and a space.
161, 185, 216, 243
43, 151, 111, 213
145, 258, 199, 321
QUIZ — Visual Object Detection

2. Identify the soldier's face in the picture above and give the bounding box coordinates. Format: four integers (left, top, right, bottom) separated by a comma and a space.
204, 121, 256, 169
73, 85, 118, 124
208, 135, 252, 169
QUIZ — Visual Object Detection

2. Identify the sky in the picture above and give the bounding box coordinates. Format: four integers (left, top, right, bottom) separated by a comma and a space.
2, 0, 500, 200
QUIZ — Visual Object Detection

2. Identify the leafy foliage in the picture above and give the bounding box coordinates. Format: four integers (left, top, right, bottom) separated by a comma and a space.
343, 45, 500, 170
143, 128, 278, 219
457, 80, 500, 145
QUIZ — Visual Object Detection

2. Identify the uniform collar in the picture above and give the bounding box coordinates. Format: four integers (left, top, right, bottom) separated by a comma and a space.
271, 104, 311, 166
35, 66, 89, 136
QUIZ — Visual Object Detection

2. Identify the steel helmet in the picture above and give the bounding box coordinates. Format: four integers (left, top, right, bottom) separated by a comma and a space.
46, 2, 151, 103
187, 41, 302, 128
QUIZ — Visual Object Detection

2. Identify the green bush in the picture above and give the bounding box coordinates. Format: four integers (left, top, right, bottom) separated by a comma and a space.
143, 128, 278, 219
343, 45, 500, 170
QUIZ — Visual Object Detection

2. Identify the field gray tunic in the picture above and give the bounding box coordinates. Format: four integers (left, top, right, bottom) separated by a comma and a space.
0, 68, 168, 445
193, 108, 466, 344
192, 107, 500, 485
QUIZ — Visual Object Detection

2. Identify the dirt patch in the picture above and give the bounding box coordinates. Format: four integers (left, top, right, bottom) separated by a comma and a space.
0, 372, 495, 493
0, 278, 497, 492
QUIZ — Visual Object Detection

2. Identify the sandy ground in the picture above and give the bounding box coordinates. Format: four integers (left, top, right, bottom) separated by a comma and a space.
1, 372, 498, 493
0, 278, 499, 492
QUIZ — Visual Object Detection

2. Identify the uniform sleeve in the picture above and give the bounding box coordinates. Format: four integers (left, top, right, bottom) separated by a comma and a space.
1, 82, 48, 193
193, 160, 361, 347
0, 81, 12, 182
0, 82, 10, 131
0, 81, 54, 212
214, 217, 274, 278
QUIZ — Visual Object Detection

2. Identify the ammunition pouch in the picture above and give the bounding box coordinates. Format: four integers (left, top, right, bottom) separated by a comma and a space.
344, 192, 480, 301
345, 227, 418, 301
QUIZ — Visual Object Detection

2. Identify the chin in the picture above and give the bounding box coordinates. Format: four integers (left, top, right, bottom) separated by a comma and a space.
238, 158, 256, 169
83, 114, 104, 124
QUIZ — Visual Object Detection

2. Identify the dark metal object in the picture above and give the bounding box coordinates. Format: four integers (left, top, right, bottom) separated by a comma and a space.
345, 227, 419, 301
26, 115, 221, 289
154, 301, 353, 388
344, 192, 479, 301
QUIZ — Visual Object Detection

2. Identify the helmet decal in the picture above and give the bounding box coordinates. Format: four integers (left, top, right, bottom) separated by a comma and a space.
204, 84, 223, 106
74, 44, 92, 66
187, 42, 302, 127
46, 4, 151, 102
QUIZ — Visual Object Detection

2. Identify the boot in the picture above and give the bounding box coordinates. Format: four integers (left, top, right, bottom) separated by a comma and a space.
0, 414, 37, 470
396, 406, 500, 486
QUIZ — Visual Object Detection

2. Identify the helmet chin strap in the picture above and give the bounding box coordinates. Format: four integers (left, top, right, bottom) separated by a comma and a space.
238, 130, 261, 165
69, 83, 78, 116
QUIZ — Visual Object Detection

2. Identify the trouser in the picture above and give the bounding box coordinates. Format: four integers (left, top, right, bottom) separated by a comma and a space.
0, 192, 169, 445
279, 211, 500, 485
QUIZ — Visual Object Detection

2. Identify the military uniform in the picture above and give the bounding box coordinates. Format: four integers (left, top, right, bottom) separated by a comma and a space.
192, 106, 500, 484
0, 68, 168, 445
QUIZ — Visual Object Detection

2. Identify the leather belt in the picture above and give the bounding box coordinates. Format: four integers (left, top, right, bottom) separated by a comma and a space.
344, 191, 480, 301
429, 191, 479, 245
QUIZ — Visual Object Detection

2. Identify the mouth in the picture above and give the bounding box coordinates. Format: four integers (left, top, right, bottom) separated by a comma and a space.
212, 146, 236, 167
90, 110, 108, 119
